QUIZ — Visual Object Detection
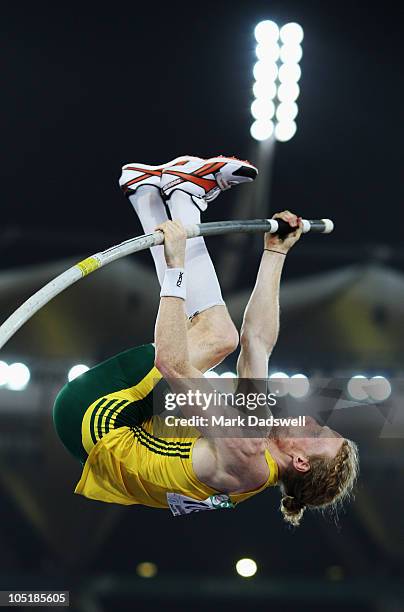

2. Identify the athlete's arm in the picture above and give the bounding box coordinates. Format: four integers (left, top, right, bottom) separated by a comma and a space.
154, 221, 200, 380
237, 210, 302, 379
152, 220, 281, 494
194, 212, 304, 493
197, 213, 302, 492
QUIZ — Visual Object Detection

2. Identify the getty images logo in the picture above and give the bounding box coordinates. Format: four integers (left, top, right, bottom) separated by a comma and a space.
176, 272, 183, 287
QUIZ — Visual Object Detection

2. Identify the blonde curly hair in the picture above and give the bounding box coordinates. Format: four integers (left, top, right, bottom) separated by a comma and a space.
279, 439, 359, 527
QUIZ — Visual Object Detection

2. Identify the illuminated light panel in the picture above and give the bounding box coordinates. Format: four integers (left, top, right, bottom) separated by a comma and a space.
279, 43, 303, 64
236, 558, 258, 578
253, 60, 278, 83
275, 120, 297, 142
68, 364, 90, 382
278, 62, 301, 83
250, 120, 274, 141
280, 23, 304, 45
254, 20, 279, 44
347, 375, 369, 401
251, 98, 275, 120
276, 101, 298, 122
277, 81, 300, 102
7, 362, 31, 391
255, 42, 280, 62
253, 80, 277, 100
204, 370, 220, 379
289, 373, 310, 398
368, 376, 391, 401
136, 562, 158, 578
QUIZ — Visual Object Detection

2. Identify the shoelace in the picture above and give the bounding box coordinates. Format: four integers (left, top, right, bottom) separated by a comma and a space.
216, 172, 231, 191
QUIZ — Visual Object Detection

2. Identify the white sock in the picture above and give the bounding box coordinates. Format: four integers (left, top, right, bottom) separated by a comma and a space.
128, 187, 225, 318
128, 186, 168, 285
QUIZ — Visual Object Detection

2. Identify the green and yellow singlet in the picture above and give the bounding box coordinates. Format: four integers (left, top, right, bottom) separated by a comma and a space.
53, 344, 278, 515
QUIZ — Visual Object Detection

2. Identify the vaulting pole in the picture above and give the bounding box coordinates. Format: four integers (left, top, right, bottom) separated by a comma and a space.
0, 218, 333, 351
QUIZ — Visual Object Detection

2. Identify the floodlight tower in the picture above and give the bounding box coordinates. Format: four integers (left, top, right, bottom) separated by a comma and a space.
218, 20, 304, 290
250, 20, 303, 215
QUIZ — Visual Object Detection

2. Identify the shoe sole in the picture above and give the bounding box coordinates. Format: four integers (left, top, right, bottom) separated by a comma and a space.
122, 156, 201, 172
123, 155, 257, 173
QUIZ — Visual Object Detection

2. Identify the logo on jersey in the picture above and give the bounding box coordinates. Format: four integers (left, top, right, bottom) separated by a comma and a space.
167, 492, 234, 517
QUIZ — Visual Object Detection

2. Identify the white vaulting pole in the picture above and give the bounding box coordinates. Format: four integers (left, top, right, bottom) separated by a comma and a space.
0, 218, 333, 351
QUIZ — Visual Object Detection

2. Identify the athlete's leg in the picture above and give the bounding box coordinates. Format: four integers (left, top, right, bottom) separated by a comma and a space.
128, 187, 238, 372
128, 185, 169, 284
186, 305, 238, 372
53, 343, 160, 463
168, 190, 238, 371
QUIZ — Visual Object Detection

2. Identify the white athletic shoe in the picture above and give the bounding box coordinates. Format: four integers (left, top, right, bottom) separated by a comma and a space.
119, 155, 258, 210
160, 155, 258, 210
119, 156, 201, 198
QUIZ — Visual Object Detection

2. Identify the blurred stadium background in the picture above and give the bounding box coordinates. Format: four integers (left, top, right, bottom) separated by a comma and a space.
1, 1, 403, 611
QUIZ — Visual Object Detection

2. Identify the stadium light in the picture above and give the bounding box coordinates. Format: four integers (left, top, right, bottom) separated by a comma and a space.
268, 371, 289, 397
289, 373, 310, 398
6, 362, 31, 391
277, 82, 300, 102
236, 558, 258, 578
278, 63, 301, 83
279, 43, 303, 64
253, 60, 278, 83
347, 375, 368, 401
254, 20, 279, 44
250, 119, 274, 141
204, 370, 220, 379
275, 120, 297, 142
253, 80, 277, 100
255, 42, 280, 62
368, 376, 391, 402
280, 22, 304, 45
269, 372, 289, 380
251, 98, 275, 121
251, 20, 303, 142
136, 561, 158, 578
276, 101, 298, 122
68, 364, 90, 381
220, 371, 237, 378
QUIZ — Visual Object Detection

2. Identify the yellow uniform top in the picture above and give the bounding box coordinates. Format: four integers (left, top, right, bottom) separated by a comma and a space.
75, 416, 278, 514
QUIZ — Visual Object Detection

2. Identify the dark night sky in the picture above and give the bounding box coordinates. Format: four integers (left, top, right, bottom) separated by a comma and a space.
2, 1, 403, 269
